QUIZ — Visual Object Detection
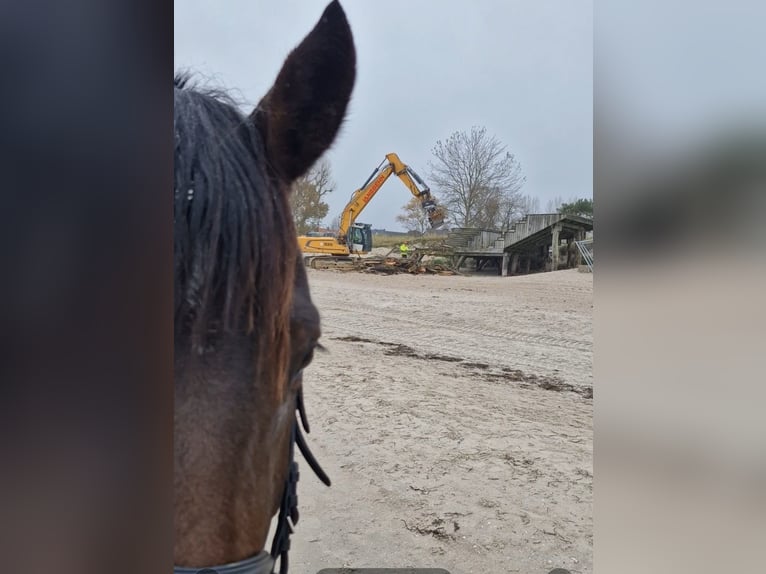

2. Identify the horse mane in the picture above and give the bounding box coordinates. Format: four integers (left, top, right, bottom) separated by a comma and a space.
173, 77, 296, 356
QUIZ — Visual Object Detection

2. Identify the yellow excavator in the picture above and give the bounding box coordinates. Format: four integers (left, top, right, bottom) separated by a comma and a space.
298, 153, 446, 269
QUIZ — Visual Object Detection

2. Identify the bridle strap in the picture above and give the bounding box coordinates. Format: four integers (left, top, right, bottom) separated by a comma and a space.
270, 386, 330, 573
295, 387, 331, 487
269, 424, 298, 574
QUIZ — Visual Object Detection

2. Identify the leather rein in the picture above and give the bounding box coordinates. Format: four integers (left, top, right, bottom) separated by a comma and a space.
174, 387, 329, 574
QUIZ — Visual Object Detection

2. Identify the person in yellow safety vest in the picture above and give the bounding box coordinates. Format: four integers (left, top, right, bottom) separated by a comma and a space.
399, 242, 409, 259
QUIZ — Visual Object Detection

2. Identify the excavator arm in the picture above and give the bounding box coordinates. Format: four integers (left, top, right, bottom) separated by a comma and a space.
388, 153, 447, 230
337, 152, 445, 242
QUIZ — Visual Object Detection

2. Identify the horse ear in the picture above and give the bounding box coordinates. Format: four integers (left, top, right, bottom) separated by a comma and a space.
252, 1, 355, 184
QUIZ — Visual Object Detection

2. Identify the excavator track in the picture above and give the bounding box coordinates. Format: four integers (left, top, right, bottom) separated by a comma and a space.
304, 255, 360, 271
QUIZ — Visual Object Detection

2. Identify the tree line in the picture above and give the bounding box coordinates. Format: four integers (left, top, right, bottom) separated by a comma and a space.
290, 126, 592, 235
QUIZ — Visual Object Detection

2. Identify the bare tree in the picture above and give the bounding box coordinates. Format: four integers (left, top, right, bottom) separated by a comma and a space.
428, 126, 525, 228
290, 159, 334, 234
396, 197, 431, 234
519, 194, 541, 216
484, 188, 529, 231
545, 195, 564, 213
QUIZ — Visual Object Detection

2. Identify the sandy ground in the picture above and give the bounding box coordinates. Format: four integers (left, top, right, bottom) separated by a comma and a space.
283, 268, 593, 574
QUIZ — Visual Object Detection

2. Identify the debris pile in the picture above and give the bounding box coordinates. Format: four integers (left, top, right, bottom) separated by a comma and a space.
360, 248, 460, 276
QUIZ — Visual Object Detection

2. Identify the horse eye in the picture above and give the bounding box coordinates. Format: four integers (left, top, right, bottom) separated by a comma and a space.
301, 348, 315, 369
295, 342, 322, 377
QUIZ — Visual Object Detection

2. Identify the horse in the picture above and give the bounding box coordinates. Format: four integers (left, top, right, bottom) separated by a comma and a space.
173, 3, 355, 573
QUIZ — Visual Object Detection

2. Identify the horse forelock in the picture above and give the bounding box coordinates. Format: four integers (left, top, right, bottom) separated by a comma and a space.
173, 80, 296, 382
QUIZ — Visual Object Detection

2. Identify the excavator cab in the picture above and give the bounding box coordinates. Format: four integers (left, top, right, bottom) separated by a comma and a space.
347, 223, 373, 254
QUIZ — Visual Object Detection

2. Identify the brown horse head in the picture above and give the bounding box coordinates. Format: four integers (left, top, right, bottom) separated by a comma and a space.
173, 1, 355, 570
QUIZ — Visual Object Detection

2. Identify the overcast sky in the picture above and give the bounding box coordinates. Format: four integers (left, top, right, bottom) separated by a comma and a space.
174, 0, 593, 231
